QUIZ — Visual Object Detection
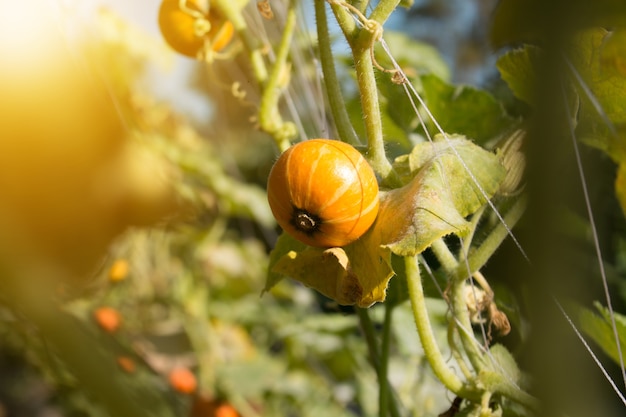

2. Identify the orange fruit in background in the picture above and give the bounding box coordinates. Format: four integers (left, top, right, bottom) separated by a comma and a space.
267, 139, 380, 248
214, 403, 239, 417
108, 259, 129, 282
116, 356, 136, 373
168, 367, 197, 394
94, 307, 122, 333
158, 0, 235, 58
190, 396, 240, 417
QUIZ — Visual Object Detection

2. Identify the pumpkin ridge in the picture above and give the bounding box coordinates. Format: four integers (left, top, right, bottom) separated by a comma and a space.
316, 144, 365, 213
303, 144, 327, 210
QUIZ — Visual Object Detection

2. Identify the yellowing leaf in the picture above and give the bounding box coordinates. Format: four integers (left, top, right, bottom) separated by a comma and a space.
271, 244, 393, 308
570, 28, 626, 124
381, 136, 506, 256
374, 171, 470, 256
344, 231, 394, 307
264, 233, 307, 293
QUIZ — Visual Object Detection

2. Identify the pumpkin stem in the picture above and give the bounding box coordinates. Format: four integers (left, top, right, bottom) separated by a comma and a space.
292, 209, 320, 235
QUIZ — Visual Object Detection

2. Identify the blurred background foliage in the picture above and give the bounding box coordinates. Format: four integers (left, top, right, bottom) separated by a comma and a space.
0, 2, 460, 416
1, 0, 626, 416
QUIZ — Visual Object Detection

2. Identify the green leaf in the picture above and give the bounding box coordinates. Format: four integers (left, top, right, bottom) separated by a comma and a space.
373, 32, 450, 140
486, 344, 522, 385
264, 233, 307, 293
420, 74, 515, 144
496, 45, 542, 107
216, 354, 286, 399
280, 314, 357, 335
376, 136, 505, 256
375, 31, 451, 82
578, 301, 626, 365
569, 28, 626, 125
567, 29, 626, 220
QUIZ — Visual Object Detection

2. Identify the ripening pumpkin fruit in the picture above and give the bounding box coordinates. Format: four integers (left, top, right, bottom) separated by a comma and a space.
158, 0, 234, 58
168, 367, 197, 394
267, 139, 379, 248
94, 307, 122, 333
215, 403, 240, 417
108, 259, 129, 282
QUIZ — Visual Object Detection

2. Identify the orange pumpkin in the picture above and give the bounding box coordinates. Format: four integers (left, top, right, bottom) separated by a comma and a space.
158, 0, 235, 58
94, 307, 122, 333
168, 367, 197, 394
267, 139, 379, 248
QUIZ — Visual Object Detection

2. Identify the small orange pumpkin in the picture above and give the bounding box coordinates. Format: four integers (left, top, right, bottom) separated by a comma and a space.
94, 307, 122, 333
168, 367, 197, 394
158, 0, 235, 58
267, 139, 379, 248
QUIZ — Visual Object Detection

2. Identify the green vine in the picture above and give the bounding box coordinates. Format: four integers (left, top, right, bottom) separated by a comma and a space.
258, 0, 298, 151
431, 238, 488, 373
307, 0, 536, 414
328, 0, 399, 184
314, 0, 361, 146
214, 0, 296, 151
405, 255, 480, 400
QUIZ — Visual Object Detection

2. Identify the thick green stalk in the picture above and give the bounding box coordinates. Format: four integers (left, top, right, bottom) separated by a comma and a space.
329, 2, 358, 45
479, 370, 540, 412
352, 41, 395, 183
352, 0, 368, 14
314, 0, 361, 146
328, 0, 400, 185
405, 256, 478, 399
367, 0, 401, 24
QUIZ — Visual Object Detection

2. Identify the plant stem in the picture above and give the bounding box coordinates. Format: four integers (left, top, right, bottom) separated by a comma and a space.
352, 40, 396, 183
357, 306, 380, 362
314, 0, 361, 146
431, 239, 487, 373
213, 0, 268, 83
405, 256, 478, 400
329, 1, 358, 45
328, 0, 400, 184
430, 238, 459, 274
351, 0, 369, 14
447, 320, 474, 380
367, 0, 401, 25
258, 0, 298, 151
479, 370, 541, 412
461, 205, 486, 257
455, 194, 528, 278
356, 308, 402, 417
378, 303, 394, 417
